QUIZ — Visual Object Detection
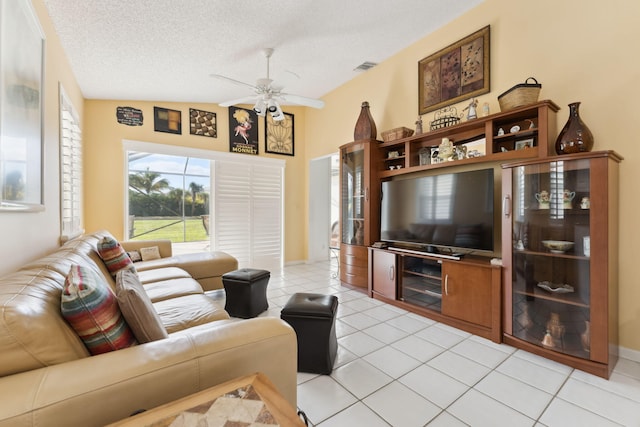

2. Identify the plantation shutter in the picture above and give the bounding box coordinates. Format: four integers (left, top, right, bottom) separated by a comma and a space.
60, 86, 83, 241
214, 161, 283, 269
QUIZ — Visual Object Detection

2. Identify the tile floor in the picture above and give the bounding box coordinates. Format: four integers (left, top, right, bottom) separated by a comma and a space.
217, 260, 640, 426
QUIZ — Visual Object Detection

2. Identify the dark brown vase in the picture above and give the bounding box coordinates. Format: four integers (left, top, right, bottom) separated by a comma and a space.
555, 102, 594, 154
354, 101, 377, 140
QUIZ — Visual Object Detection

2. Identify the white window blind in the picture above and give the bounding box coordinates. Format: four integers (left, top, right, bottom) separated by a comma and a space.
60, 86, 83, 241
214, 161, 283, 269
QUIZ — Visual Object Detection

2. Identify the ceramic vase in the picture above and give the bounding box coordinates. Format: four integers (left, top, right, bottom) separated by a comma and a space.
354, 101, 377, 140
555, 102, 594, 154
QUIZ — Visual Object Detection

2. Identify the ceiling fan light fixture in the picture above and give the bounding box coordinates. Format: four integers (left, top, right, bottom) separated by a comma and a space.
253, 99, 266, 116
267, 99, 278, 113
270, 103, 285, 121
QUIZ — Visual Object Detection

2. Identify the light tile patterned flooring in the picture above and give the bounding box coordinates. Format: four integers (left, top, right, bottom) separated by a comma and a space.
213, 260, 640, 426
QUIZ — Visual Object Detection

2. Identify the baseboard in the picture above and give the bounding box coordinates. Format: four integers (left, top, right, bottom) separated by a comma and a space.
619, 346, 640, 363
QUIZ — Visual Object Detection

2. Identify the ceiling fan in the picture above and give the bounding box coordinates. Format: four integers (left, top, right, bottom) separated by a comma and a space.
211, 48, 325, 121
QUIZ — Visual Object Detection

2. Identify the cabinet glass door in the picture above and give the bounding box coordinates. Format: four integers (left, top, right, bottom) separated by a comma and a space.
341, 145, 365, 246
400, 255, 442, 313
510, 158, 591, 359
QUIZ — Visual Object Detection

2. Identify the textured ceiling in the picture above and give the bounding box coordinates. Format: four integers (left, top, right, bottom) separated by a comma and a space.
43, 0, 483, 105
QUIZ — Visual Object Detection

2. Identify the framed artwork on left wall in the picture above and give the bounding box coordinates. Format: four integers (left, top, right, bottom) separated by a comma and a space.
0, 0, 45, 211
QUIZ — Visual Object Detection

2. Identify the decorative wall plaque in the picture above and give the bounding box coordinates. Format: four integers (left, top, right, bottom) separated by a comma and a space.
116, 106, 143, 126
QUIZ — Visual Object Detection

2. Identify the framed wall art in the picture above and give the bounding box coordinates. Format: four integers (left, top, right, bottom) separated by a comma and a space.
265, 112, 294, 156
0, 0, 45, 211
228, 106, 259, 155
418, 25, 490, 115
154, 107, 182, 134
189, 108, 217, 138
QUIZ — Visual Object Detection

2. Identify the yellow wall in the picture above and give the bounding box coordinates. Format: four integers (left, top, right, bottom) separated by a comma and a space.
305, 0, 640, 352
0, 0, 84, 274
83, 101, 308, 263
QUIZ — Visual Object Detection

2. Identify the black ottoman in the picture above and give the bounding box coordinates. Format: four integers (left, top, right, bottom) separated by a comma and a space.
280, 293, 339, 374
222, 268, 270, 318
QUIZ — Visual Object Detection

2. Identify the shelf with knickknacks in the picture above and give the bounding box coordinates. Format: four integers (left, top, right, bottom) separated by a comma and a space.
376, 100, 559, 178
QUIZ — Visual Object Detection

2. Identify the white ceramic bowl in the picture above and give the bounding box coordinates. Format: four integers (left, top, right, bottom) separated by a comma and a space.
542, 240, 574, 253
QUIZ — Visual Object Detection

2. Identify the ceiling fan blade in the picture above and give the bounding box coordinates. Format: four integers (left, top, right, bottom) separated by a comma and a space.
280, 93, 325, 109
210, 74, 257, 90
218, 96, 258, 107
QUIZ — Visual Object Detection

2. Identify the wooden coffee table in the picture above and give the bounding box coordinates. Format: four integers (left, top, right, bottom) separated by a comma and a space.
107, 372, 305, 426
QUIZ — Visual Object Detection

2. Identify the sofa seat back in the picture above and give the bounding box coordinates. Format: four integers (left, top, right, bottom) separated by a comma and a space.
0, 231, 121, 378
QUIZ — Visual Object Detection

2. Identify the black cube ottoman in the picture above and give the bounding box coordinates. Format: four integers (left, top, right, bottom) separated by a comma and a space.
280, 293, 339, 374
222, 268, 270, 318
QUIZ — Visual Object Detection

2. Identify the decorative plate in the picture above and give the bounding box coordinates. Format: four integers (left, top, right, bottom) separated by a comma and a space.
537, 281, 574, 293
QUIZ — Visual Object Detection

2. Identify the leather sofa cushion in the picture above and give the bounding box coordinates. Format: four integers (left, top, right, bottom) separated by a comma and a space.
137, 267, 192, 285
116, 270, 169, 343
135, 252, 238, 281
143, 278, 204, 303
153, 294, 229, 334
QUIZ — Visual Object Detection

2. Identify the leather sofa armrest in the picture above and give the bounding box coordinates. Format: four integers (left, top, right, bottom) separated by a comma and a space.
0, 318, 297, 427
121, 239, 173, 258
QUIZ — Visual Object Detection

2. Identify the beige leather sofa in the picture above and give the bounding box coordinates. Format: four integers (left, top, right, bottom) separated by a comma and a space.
0, 231, 297, 427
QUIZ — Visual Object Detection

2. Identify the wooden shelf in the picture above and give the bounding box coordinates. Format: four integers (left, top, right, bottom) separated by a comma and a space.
377, 100, 559, 177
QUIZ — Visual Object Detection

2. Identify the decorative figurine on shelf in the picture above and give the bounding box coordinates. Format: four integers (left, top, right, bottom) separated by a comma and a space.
462, 98, 478, 120
526, 119, 536, 129
418, 147, 430, 166
580, 196, 590, 209
542, 330, 555, 348
415, 116, 423, 135
535, 190, 550, 209
482, 102, 490, 117
438, 138, 455, 162
497, 127, 505, 136
562, 189, 576, 209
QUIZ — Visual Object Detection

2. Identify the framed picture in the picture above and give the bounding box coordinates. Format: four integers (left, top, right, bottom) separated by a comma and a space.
0, 0, 45, 211
189, 108, 217, 138
515, 138, 534, 150
418, 25, 490, 115
154, 107, 182, 134
265, 112, 294, 156
228, 106, 259, 155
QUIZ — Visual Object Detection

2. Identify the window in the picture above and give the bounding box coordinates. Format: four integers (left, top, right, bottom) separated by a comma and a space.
59, 85, 83, 241
123, 140, 285, 269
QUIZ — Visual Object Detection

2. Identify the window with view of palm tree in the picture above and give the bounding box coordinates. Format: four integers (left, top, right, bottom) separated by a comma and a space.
127, 154, 210, 247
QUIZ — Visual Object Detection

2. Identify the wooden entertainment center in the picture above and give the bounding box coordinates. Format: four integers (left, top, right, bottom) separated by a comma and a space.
339, 100, 621, 378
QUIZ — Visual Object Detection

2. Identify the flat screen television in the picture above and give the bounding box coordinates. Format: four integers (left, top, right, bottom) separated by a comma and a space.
380, 168, 494, 254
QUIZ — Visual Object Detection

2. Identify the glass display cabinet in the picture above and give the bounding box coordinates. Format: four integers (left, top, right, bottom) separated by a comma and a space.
339, 139, 380, 288
501, 151, 621, 378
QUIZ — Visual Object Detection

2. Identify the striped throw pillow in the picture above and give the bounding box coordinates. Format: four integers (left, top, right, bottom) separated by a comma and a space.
61, 264, 138, 355
97, 236, 136, 277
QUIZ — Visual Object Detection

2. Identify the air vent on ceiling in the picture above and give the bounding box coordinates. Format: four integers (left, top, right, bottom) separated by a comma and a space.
354, 61, 377, 72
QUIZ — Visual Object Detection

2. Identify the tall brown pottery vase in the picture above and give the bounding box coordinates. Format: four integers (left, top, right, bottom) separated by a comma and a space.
555, 102, 594, 154
354, 101, 377, 140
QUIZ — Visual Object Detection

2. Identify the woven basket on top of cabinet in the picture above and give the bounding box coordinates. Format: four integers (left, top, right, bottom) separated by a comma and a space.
498, 77, 541, 111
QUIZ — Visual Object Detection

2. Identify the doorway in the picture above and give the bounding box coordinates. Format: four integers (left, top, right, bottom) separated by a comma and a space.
308, 153, 339, 262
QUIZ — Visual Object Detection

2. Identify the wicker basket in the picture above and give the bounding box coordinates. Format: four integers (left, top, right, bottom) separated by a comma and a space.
498, 77, 541, 111
381, 127, 414, 142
